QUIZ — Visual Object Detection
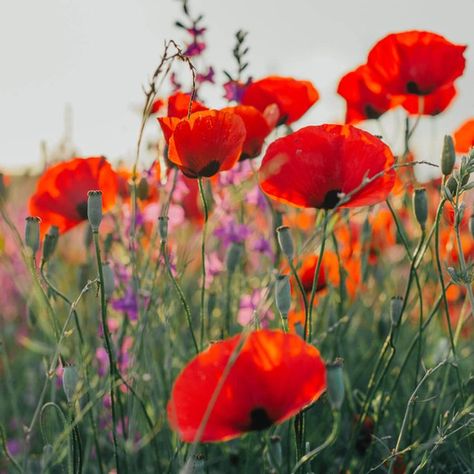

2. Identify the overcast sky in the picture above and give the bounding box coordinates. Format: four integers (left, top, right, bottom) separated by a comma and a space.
1, 0, 473, 175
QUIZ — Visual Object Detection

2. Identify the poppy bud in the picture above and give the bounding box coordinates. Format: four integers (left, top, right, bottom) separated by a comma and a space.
326, 358, 345, 411
226, 243, 243, 274
441, 135, 456, 176
87, 190, 103, 232
469, 214, 474, 238
25, 216, 41, 255
0, 173, 7, 203
42, 225, 59, 262
268, 435, 282, 469
41, 444, 53, 470
158, 216, 169, 241
456, 203, 466, 228
191, 453, 206, 473
275, 274, 291, 317
104, 232, 114, 255
276, 225, 294, 259
62, 364, 79, 403
413, 188, 428, 230
102, 261, 115, 299
390, 296, 404, 327
137, 176, 149, 201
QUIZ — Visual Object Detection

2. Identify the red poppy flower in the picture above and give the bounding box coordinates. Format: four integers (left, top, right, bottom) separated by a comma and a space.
150, 98, 164, 115
366, 31, 466, 96
167, 329, 326, 442
29, 157, 118, 234
453, 118, 474, 153
259, 124, 395, 209
242, 76, 319, 125
337, 65, 399, 123
163, 110, 246, 178
167, 91, 207, 118
222, 105, 278, 160
402, 84, 456, 116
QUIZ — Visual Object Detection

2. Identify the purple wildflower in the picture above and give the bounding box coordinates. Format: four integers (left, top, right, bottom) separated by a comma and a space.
214, 216, 251, 248
237, 289, 274, 327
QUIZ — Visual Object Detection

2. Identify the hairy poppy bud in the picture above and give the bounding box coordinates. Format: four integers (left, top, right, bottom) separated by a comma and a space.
390, 296, 404, 327
441, 135, 456, 176
158, 216, 169, 241
0, 173, 7, 203
42, 225, 59, 262
326, 358, 345, 411
62, 364, 79, 403
41, 444, 53, 470
275, 274, 291, 317
137, 176, 149, 201
413, 188, 428, 230
102, 261, 115, 299
25, 216, 41, 255
456, 203, 466, 228
226, 243, 243, 274
276, 225, 294, 260
268, 435, 282, 469
87, 190, 103, 231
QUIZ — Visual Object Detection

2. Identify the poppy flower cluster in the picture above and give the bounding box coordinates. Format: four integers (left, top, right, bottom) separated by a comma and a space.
29, 156, 118, 235
338, 30, 467, 123
167, 329, 326, 442
259, 124, 395, 209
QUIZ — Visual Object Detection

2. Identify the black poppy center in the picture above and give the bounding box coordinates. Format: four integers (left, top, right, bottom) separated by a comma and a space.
76, 201, 88, 220
364, 104, 382, 120
249, 407, 273, 431
406, 81, 428, 95
198, 160, 221, 177
321, 189, 342, 210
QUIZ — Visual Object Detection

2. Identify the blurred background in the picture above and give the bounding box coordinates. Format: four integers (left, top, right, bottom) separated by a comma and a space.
1, 0, 473, 176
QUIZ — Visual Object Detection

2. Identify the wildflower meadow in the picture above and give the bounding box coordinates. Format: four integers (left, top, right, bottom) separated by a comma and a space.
1, 1, 474, 473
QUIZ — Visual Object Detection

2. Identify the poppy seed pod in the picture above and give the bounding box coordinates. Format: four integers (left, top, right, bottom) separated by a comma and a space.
42, 225, 59, 262
87, 190, 103, 231
25, 216, 41, 255
137, 176, 150, 201
390, 296, 404, 327
102, 261, 115, 299
326, 358, 345, 411
275, 274, 291, 317
276, 225, 294, 259
226, 243, 243, 274
62, 365, 79, 403
158, 216, 169, 241
413, 188, 428, 229
441, 135, 456, 176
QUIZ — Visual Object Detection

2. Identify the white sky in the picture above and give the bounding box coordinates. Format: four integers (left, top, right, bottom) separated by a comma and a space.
1, 0, 473, 175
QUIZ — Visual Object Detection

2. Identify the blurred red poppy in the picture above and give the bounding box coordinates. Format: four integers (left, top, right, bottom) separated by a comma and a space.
259, 124, 395, 209
150, 98, 165, 115
29, 156, 118, 234
337, 65, 398, 123
222, 105, 278, 160
366, 30, 466, 96
163, 110, 246, 178
167, 91, 208, 118
402, 84, 456, 116
242, 76, 319, 125
167, 329, 326, 442
453, 118, 474, 153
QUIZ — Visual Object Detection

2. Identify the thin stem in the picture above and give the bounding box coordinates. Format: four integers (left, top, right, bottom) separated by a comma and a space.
198, 177, 209, 348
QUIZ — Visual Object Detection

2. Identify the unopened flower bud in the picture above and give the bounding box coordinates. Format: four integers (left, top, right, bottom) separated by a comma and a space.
446, 175, 458, 197
102, 261, 115, 299
413, 188, 428, 230
441, 135, 456, 176
104, 232, 114, 255
226, 243, 243, 274
326, 358, 345, 411
159, 216, 169, 241
62, 364, 79, 403
268, 435, 282, 469
276, 225, 294, 259
137, 176, 149, 201
275, 274, 291, 317
25, 216, 41, 255
87, 190, 103, 231
0, 173, 7, 202
390, 296, 404, 327
456, 203, 466, 228
41, 444, 53, 470
42, 226, 59, 262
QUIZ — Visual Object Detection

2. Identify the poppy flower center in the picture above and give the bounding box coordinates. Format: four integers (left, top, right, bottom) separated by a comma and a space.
76, 201, 88, 220
406, 81, 425, 95
249, 407, 273, 431
198, 160, 221, 177
321, 189, 342, 210
364, 105, 382, 120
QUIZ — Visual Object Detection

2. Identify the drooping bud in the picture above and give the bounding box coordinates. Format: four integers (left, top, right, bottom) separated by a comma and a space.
413, 188, 428, 230
62, 364, 79, 403
42, 225, 59, 262
275, 274, 291, 318
0, 173, 7, 203
158, 216, 169, 242
390, 296, 404, 327
25, 216, 41, 255
441, 135, 456, 176
87, 190, 103, 231
276, 225, 294, 260
137, 176, 149, 201
41, 445, 53, 471
226, 243, 243, 274
326, 358, 345, 411
102, 261, 115, 299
